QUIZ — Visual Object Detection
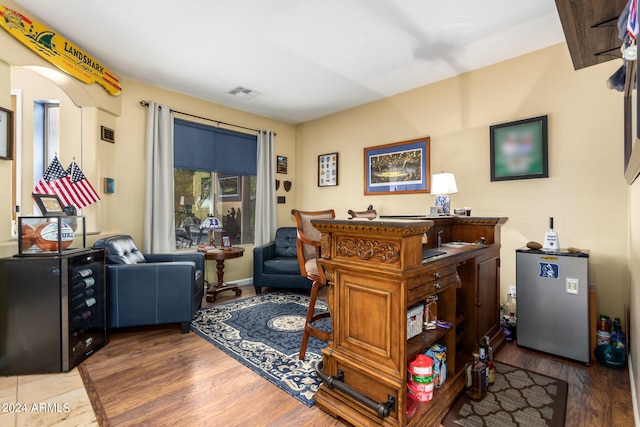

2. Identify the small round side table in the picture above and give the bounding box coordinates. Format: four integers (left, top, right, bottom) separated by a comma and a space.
204, 247, 245, 302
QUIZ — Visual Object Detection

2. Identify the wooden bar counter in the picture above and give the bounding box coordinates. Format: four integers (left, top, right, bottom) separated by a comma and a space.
311, 216, 507, 426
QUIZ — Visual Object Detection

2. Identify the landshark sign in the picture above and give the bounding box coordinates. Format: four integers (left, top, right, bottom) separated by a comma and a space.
0, 5, 121, 96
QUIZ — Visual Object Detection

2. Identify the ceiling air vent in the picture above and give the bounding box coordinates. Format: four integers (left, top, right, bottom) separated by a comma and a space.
227, 86, 261, 99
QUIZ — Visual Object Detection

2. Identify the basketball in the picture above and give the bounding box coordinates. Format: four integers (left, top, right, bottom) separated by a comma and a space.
34, 221, 75, 251
21, 224, 36, 250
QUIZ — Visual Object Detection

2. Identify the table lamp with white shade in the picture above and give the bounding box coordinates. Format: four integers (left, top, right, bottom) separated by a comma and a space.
431, 173, 458, 215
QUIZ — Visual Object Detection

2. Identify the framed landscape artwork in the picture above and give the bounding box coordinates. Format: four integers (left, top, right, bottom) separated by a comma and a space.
364, 138, 430, 195
490, 115, 548, 182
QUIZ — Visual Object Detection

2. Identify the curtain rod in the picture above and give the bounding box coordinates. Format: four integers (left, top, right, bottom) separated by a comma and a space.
139, 100, 270, 134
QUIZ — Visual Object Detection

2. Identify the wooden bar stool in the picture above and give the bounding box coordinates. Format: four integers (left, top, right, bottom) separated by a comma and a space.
291, 208, 335, 360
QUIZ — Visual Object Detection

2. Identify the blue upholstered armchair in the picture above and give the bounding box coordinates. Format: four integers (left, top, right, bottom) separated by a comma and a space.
93, 235, 205, 333
253, 227, 312, 294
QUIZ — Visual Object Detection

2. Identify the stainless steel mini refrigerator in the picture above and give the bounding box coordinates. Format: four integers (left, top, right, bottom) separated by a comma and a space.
516, 248, 590, 364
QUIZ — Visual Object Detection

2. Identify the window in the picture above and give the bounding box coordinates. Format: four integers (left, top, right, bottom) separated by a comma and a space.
173, 120, 257, 248
33, 101, 59, 182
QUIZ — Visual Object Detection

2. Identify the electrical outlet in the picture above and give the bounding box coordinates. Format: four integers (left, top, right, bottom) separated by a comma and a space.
566, 278, 579, 294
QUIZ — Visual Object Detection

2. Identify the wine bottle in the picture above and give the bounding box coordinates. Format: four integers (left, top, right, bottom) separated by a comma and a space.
72, 309, 93, 323
73, 297, 97, 312
611, 318, 626, 349
71, 276, 95, 292
542, 217, 560, 252
71, 268, 93, 281
71, 288, 95, 302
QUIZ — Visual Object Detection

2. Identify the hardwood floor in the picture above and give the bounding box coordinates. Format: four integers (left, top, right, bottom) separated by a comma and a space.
494, 341, 633, 427
79, 286, 349, 427
76, 285, 635, 427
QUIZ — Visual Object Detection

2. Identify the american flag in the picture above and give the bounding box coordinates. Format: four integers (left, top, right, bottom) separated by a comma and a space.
66, 161, 100, 209
33, 156, 76, 207
629, 0, 638, 40
33, 157, 100, 209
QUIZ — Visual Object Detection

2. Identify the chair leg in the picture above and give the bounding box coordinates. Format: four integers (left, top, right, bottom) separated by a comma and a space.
299, 281, 318, 360
180, 322, 191, 334
299, 280, 331, 360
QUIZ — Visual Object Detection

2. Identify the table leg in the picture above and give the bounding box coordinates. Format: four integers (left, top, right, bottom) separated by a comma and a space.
216, 259, 225, 286
206, 259, 243, 303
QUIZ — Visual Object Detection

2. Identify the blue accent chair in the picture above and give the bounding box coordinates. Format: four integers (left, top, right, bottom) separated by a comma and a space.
93, 235, 205, 333
253, 227, 312, 295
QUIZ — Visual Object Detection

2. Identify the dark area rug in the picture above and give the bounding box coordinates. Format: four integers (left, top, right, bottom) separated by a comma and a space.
191, 291, 330, 407
442, 362, 568, 427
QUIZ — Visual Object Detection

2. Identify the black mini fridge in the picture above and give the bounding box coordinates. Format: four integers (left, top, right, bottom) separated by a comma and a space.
0, 248, 107, 375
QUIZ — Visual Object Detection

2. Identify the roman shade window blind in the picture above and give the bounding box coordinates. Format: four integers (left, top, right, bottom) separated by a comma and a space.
173, 119, 257, 175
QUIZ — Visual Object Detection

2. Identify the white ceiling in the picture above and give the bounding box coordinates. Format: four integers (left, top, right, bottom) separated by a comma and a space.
13, 0, 566, 124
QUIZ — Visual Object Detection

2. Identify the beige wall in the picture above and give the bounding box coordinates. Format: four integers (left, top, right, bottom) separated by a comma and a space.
297, 43, 629, 323
0, 0, 298, 281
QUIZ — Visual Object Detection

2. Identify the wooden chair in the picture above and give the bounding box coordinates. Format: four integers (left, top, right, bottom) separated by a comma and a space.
347, 205, 377, 220
291, 208, 336, 360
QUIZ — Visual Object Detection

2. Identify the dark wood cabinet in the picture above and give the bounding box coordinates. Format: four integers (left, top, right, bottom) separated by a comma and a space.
0, 249, 107, 375
476, 254, 501, 340
312, 216, 506, 426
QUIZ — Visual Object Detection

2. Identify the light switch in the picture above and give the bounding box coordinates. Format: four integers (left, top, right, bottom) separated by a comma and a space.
566, 278, 579, 294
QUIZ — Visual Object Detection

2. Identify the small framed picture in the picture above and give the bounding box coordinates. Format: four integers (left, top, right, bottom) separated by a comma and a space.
277, 155, 288, 174
0, 106, 14, 160
318, 153, 338, 187
32, 194, 65, 216
221, 234, 232, 248
104, 177, 115, 194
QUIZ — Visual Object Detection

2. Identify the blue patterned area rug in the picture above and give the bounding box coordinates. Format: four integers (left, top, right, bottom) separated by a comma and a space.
191, 291, 330, 407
